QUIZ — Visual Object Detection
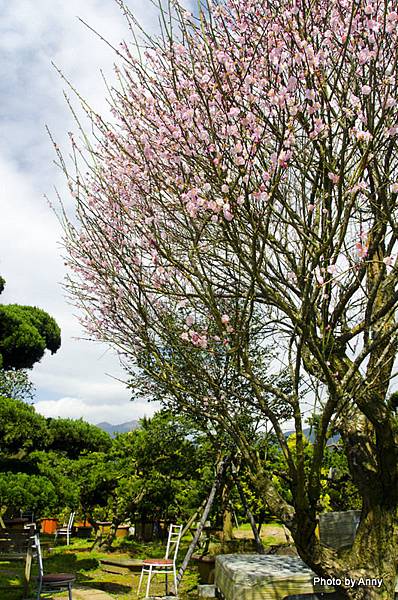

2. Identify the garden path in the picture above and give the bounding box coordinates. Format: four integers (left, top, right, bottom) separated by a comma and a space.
58, 586, 114, 599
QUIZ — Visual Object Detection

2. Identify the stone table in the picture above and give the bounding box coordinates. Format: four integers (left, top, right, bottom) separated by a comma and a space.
215, 554, 334, 600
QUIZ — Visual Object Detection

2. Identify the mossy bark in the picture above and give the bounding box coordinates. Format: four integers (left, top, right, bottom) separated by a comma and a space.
339, 506, 397, 600
292, 506, 397, 600
252, 465, 397, 600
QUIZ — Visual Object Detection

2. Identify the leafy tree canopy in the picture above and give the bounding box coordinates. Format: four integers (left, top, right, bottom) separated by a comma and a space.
117, 411, 215, 523
0, 304, 61, 370
0, 368, 35, 402
46, 417, 112, 459
0, 396, 48, 456
70, 452, 119, 516
31, 450, 83, 512
0, 472, 58, 518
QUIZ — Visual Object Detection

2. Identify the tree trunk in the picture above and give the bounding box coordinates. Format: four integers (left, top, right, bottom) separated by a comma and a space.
220, 476, 234, 542
222, 505, 234, 541
252, 465, 397, 600
90, 522, 103, 551
293, 505, 397, 600
339, 505, 397, 600
233, 472, 264, 553
176, 457, 227, 586
101, 518, 122, 550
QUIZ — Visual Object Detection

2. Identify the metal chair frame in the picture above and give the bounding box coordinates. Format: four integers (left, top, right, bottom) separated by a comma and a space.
0, 524, 35, 597
34, 533, 75, 599
54, 511, 75, 545
137, 523, 183, 598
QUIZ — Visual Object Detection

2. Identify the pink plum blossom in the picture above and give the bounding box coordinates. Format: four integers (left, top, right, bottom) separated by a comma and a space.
186, 314, 195, 326
328, 172, 340, 184
356, 242, 368, 259
314, 266, 325, 285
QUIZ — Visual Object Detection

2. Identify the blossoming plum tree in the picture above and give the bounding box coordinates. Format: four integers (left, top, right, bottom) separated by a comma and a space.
61, 1, 398, 597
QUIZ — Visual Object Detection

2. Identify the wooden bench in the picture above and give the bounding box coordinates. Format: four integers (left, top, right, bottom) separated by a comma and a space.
0, 525, 35, 598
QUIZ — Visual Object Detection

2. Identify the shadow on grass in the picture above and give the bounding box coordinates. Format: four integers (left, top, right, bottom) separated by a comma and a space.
45, 552, 99, 573
81, 579, 132, 594
0, 559, 29, 600
46, 553, 133, 594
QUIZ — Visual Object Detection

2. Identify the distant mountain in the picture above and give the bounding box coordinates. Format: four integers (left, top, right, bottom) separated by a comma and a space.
97, 421, 340, 443
96, 420, 140, 437
285, 427, 340, 447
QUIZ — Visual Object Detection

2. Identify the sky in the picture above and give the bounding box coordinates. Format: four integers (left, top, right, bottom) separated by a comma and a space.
0, 0, 192, 424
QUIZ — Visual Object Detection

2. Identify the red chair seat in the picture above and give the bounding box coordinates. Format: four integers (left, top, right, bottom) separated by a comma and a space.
42, 573, 76, 583
143, 558, 173, 565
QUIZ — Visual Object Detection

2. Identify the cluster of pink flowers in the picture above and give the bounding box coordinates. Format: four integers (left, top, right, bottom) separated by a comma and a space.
180, 330, 208, 348
63, 0, 398, 349
176, 309, 233, 351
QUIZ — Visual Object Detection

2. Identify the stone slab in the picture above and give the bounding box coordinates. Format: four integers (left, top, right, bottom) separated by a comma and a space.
100, 557, 144, 574
215, 554, 333, 600
57, 586, 114, 599
198, 583, 217, 597
146, 597, 178, 599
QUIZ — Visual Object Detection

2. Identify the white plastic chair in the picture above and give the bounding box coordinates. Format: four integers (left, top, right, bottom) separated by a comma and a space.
34, 534, 75, 599
137, 523, 183, 598
54, 511, 75, 545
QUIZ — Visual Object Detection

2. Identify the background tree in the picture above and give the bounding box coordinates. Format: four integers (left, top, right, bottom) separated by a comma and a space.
30, 450, 81, 514
0, 396, 48, 457
0, 472, 58, 520
89, 411, 216, 548
0, 305, 61, 369
46, 418, 112, 459
0, 400, 213, 546
128, 411, 214, 527
0, 278, 61, 370
61, 1, 398, 597
0, 368, 35, 402
0, 398, 113, 520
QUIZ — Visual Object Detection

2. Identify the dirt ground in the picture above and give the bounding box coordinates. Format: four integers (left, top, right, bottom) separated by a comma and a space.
233, 524, 292, 544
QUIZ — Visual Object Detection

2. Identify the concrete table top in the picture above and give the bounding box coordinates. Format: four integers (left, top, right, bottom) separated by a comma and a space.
215, 554, 332, 600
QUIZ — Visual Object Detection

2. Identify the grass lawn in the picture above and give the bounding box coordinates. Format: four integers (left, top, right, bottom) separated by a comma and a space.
0, 524, 289, 599
0, 536, 199, 599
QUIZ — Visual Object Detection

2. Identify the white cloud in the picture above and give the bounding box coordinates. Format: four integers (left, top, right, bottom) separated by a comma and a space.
0, 156, 61, 304
0, 0, 170, 421
35, 396, 158, 425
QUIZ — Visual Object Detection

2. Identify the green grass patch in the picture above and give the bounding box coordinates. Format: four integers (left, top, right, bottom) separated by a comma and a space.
0, 536, 200, 599
0, 527, 290, 599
